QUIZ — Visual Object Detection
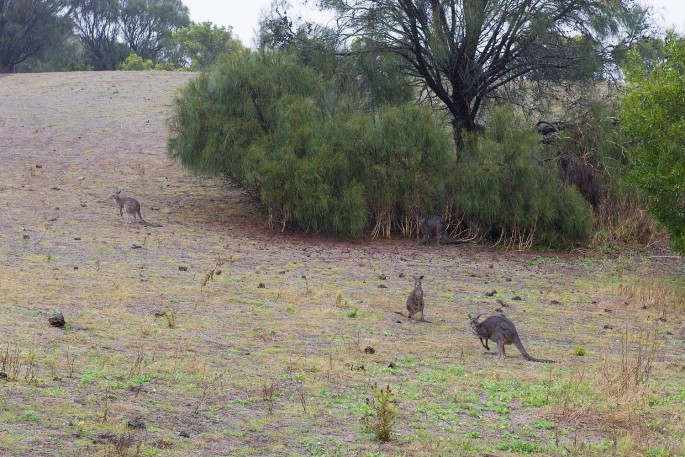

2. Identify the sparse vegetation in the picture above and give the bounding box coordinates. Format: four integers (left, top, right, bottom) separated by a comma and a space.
0, 71, 682, 457
362, 384, 396, 442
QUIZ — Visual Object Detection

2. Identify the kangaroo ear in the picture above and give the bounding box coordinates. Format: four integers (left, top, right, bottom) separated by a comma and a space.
468, 313, 473, 319
419, 275, 424, 280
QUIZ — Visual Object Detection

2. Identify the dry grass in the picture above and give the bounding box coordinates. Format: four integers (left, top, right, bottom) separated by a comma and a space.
0, 72, 683, 456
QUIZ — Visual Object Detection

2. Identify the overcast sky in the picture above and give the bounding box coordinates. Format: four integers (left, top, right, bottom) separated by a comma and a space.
181, 0, 685, 48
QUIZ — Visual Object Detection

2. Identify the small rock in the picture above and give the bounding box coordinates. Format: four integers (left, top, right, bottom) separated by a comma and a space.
74, 237, 81, 241
127, 417, 146, 430
496, 299, 509, 307
550, 300, 561, 305
73, 266, 78, 270
396, 320, 403, 324
0, 372, 7, 379
378, 284, 387, 289
666, 331, 673, 336
604, 308, 613, 313
399, 272, 406, 278
178, 265, 188, 271
35, 164, 42, 168
258, 283, 265, 288
495, 308, 503, 313
658, 316, 667, 322
485, 290, 497, 297
505, 277, 512, 282
179, 431, 190, 438
364, 346, 375, 354
215, 270, 221, 275
642, 304, 648, 309
51, 187, 61, 191
301, 275, 307, 279
388, 362, 396, 369
378, 274, 386, 280
603, 324, 615, 330
278, 270, 286, 274
512, 296, 522, 301
23, 234, 30, 240
78, 176, 84, 181
48, 313, 65, 328
131, 244, 142, 249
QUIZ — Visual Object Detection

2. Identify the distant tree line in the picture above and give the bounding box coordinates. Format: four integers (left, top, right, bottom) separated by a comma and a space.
0, 0, 243, 72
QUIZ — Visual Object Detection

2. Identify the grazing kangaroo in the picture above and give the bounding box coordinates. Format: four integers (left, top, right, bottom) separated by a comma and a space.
110, 190, 161, 227
468, 314, 555, 363
405, 275, 426, 322
420, 215, 463, 246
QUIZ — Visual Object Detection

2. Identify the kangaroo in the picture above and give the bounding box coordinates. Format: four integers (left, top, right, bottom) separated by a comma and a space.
110, 190, 162, 227
405, 275, 426, 322
468, 314, 555, 363
420, 215, 463, 246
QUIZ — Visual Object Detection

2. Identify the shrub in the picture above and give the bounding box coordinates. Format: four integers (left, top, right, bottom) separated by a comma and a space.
167, 50, 454, 237
455, 106, 593, 248
620, 34, 685, 254
118, 53, 154, 71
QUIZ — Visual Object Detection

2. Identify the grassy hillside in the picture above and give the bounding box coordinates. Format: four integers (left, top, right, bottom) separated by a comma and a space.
0, 71, 683, 456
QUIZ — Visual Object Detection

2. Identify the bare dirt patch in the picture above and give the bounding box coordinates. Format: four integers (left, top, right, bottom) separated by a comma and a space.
1, 71, 684, 456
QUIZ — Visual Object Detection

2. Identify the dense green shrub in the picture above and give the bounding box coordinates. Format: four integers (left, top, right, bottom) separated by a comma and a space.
620, 34, 685, 254
455, 106, 593, 247
167, 50, 454, 237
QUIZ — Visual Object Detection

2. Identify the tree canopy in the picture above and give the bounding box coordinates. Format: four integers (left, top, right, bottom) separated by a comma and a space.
311, 0, 650, 154
173, 21, 243, 70
119, 0, 189, 62
0, 0, 71, 72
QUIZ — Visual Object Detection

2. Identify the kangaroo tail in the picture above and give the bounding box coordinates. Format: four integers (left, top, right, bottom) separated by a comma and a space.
514, 335, 555, 363
137, 211, 162, 227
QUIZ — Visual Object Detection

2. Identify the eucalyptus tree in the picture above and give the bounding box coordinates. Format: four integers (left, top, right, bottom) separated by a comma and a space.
173, 21, 243, 69
70, 0, 127, 70
119, 0, 189, 62
0, 0, 71, 72
318, 0, 651, 155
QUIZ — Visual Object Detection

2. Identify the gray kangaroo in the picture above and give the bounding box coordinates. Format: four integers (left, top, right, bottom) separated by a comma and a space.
420, 215, 463, 246
405, 275, 426, 322
110, 190, 161, 227
468, 314, 555, 363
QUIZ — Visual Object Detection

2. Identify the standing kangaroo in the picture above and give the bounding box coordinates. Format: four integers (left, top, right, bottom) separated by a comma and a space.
468, 314, 555, 363
420, 215, 463, 246
406, 275, 426, 322
110, 190, 161, 227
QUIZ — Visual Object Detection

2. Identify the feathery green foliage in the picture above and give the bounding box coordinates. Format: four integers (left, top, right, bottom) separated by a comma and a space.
456, 106, 593, 247
167, 50, 454, 237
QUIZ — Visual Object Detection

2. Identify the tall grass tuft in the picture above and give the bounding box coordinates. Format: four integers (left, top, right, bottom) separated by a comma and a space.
363, 383, 397, 442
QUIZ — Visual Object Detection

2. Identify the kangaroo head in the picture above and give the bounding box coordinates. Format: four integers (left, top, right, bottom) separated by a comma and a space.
109, 190, 121, 200
468, 313, 482, 332
413, 275, 424, 288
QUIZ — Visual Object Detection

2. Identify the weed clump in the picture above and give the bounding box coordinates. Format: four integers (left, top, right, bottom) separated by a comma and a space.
362, 383, 396, 442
